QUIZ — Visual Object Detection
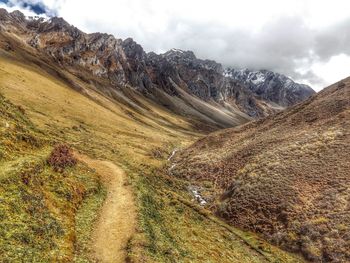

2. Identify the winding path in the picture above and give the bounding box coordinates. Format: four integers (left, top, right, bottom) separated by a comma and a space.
77, 154, 136, 263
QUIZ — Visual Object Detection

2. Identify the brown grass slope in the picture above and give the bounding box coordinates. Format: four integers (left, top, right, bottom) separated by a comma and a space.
175, 78, 350, 262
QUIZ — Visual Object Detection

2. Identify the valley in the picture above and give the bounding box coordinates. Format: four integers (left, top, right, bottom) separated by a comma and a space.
0, 45, 304, 262
0, 32, 306, 262
1, 8, 347, 263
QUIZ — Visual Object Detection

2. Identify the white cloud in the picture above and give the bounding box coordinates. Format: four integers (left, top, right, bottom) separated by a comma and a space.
3, 0, 350, 91
312, 54, 350, 86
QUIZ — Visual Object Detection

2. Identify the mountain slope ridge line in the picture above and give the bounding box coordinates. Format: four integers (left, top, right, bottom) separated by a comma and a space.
0, 8, 315, 130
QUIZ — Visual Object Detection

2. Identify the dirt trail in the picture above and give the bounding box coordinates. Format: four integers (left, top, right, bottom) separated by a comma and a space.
77, 153, 136, 263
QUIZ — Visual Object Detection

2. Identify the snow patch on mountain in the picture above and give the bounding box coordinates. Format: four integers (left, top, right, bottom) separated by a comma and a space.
224, 68, 315, 106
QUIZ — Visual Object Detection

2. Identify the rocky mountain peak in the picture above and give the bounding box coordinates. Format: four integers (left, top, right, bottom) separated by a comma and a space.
47, 17, 71, 28
162, 48, 223, 73
225, 68, 315, 106
0, 8, 316, 127
37, 16, 81, 37
0, 8, 8, 17
0, 8, 19, 22
122, 37, 146, 60
9, 10, 26, 22
163, 48, 196, 60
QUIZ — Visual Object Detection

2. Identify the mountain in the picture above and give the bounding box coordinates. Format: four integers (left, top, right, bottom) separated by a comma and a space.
225, 68, 315, 107
0, 9, 313, 130
0, 9, 305, 262
174, 79, 350, 262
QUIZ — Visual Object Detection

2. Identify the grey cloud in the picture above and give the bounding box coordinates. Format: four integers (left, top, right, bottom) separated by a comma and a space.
314, 18, 350, 61
292, 70, 327, 87
143, 16, 316, 80
4, 1, 350, 90
133, 15, 350, 89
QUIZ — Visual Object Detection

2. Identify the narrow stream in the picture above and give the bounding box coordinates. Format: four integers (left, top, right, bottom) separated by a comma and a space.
168, 149, 178, 173
167, 149, 178, 161
168, 163, 176, 171
189, 186, 207, 205
168, 149, 206, 206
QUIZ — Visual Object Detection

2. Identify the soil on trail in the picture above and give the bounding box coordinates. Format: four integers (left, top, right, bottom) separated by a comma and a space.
77, 154, 136, 263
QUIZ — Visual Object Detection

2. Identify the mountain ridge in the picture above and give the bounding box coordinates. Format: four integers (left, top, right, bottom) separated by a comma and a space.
0, 8, 314, 129
0, 9, 306, 261
2, 7, 343, 263
225, 68, 315, 106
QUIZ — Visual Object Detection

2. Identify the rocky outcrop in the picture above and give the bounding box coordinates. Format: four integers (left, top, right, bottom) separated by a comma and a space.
147, 49, 273, 117
225, 68, 315, 107
0, 8, 314, 128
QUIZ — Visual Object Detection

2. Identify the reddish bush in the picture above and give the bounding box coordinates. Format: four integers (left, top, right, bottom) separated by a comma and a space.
47, 144, 77, 172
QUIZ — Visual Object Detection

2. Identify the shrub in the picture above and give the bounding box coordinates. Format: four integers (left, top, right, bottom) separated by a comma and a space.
47, 144, 77, 172
150, 147, 166, 159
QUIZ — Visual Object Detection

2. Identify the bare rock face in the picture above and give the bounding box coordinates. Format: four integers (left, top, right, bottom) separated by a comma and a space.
0, 8, 315, 128
151, 49, 272, 117
225, 68, 315, 107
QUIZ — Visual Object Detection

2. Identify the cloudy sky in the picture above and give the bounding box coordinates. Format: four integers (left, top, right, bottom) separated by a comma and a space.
2, 0, 350, 91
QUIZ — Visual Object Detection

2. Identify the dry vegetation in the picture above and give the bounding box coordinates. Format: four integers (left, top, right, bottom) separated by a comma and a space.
175, 80, 350, 262
0, 93, 105, 261
47, 144, 77, 172
0, 36, 304, 262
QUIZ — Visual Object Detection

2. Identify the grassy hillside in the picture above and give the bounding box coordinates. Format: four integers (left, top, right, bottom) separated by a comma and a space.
0, 50, 198, 165
175, 79, 350, 262
127, 162, 304, 262
0, 92, 106, 261
0, 48, 303, 262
